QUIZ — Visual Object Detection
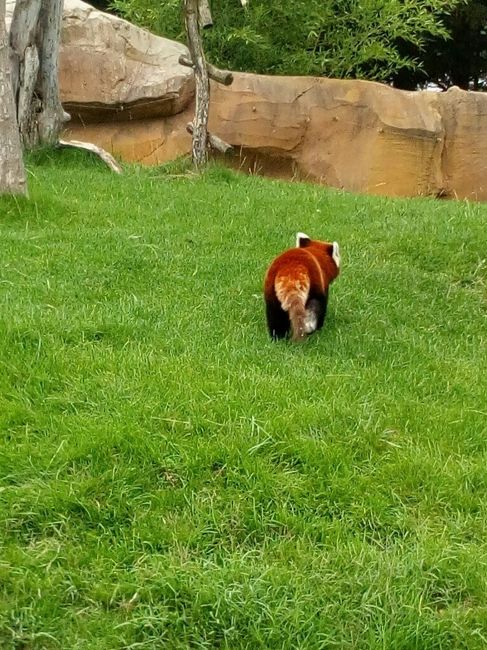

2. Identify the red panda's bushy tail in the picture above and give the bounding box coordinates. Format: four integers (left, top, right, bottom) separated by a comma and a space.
288, 296, 307, 342
275, 271, 310, 342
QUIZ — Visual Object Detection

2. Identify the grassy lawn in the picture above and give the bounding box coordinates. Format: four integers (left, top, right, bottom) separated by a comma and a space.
1, 150, 487, 649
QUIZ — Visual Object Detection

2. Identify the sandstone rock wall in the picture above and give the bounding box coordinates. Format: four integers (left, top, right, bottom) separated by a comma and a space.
208, 75, 446, 198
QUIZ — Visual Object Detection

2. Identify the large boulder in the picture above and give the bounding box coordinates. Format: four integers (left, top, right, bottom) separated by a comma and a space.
60, 0, 194, 120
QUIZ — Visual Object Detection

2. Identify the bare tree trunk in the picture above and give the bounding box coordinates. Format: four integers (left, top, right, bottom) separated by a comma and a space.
184, 0, 209, 168
37, 0, 69, 143
9, 0, 41, 146
9, 0, 69, 148
0, 0, 27, 195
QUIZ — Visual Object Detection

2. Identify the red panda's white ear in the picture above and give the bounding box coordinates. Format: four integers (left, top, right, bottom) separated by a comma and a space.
332, 241, 340, 268
296, 232, 311, 248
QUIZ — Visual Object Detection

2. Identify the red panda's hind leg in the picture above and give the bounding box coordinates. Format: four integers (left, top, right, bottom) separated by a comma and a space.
306, 290, 329, 332
266, 298, 290, 340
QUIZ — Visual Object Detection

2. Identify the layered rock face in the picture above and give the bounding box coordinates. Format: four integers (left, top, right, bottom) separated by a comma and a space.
7, 0, 487, 199
208, 77, 487, 201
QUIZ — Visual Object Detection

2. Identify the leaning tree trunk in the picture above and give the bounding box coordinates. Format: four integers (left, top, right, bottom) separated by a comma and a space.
0, 0, 27, 195
10, 0, 69, 148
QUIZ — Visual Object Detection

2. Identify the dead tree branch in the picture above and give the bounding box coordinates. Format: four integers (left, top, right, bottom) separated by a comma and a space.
179, 54, 233, 86
198, 0, 212, 28
58, 139, 123, 173
186, 123, 233, 154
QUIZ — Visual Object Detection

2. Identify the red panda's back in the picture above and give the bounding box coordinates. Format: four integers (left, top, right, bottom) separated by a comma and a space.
264, 248, 325, 301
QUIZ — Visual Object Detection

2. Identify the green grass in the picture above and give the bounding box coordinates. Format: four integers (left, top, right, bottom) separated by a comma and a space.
1, 149, 487, 649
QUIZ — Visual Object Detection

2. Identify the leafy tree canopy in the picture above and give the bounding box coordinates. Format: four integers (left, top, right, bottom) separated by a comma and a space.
393, 1, 487, 90
110, 0, 462, 82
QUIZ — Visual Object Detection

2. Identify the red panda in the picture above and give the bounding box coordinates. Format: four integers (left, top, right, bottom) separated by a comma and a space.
264, 233, 340, 341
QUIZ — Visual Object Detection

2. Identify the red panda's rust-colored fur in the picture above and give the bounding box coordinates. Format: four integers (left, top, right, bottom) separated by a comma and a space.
264, 235, 340, 341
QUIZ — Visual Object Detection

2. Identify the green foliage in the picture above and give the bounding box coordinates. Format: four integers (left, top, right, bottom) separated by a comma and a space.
1, 151, 487, 647
110, 0, 461, 80
393, 0, 487, 90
